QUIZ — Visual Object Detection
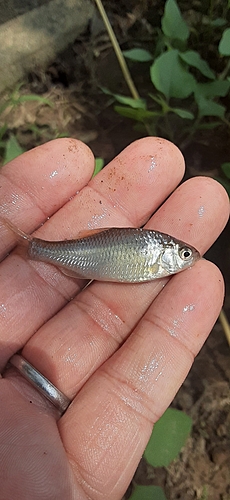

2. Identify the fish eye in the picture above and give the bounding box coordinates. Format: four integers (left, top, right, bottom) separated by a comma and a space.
179, 247, 193, 260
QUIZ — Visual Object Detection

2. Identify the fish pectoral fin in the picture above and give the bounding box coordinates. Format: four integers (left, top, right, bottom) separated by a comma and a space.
150, 263, 160, 276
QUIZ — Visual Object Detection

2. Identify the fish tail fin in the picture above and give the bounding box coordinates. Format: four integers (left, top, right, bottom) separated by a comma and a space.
0, 216, 32, 244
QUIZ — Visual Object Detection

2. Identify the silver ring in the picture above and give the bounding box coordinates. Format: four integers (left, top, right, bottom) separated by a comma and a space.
9, 354, 71, 415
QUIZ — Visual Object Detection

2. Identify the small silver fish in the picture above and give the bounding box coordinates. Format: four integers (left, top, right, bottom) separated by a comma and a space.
1, 218, 200, 283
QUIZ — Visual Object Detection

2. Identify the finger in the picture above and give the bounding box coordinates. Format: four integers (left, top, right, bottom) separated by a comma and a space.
59, 260, 224, 500
0, 138, 94, 258
0, 379, 80, 499
22, 176, 229, 398
148, 175, 229, 254
0, 138, 185, 367
0, 139, 94, 368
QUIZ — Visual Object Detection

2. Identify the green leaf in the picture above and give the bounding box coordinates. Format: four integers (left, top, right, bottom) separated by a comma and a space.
17, 94, 54, 106
101, 87, 146, 109
123, 48, 153, 62
179, 50, 215, 79
149, 93, 168, 107
150, 50, 196, 99
114, 105, 160, 122
0, 101, 12, 115
133, 122, 149, 134
162, 0, 189, 41
210, 18, 227, 27
171, 107, 194, 119
129, 485, 167, 500
3, 135, 24, 165
196, 121, 221, 130
113, 95, 146, 109
144, 408, 192, 467
93, 157, 104, 177
195, 80, 230, 98
0, 124, 8, 141
221, 162, 230, 179
55, 132, 70, 139
219, 28, 230, 56
195, 94, 226, 118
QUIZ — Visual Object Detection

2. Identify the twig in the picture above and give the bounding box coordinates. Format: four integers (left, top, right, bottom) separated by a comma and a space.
94, 0, 140, 100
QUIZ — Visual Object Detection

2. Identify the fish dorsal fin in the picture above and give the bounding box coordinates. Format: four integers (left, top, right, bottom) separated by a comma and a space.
76, 227, 111, 239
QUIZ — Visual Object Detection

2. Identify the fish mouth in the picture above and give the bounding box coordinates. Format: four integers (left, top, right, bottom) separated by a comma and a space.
190, 247, 201, 264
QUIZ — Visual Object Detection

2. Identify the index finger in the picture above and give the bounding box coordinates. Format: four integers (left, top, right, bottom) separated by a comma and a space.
0, 138, 94, 258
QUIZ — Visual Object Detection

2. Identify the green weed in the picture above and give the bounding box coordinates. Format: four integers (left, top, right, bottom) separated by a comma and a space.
0, 84, 53, 165
127, 408, 192, 500
103, 0, 230, 148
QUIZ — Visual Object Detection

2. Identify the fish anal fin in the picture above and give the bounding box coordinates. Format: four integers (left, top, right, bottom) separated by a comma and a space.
59, 266, 88, 279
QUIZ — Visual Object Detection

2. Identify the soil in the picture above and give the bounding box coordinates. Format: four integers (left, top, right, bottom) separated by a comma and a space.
0, 1, 229, 499
127, 325, 230, 500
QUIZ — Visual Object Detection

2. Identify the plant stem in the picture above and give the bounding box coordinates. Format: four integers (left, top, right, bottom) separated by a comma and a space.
94, 0, 140, 100
221, 115, 230, 129
209, 0, 214, 21
219, 59, 230, 81
219, 309, 230, 347
179, 117, 201, 151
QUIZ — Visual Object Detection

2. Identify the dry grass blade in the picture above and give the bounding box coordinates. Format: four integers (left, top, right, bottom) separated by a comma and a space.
94, 0, 140, 100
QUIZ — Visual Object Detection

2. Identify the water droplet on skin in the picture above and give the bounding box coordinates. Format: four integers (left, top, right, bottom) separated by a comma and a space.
198, 206, 205, 218
0, 304, 7, 317
50, 170, 58, 179
88, 210, 108, 228
168, 316, 183, 337
155, 369, 163, 382
168, 328, 176, 337
183, 304, 195, 313
148, 156, 157, 173
65, 349, 79, 364
11, 193, 19, 206
168, 318, 179, 336
168, 305, 195, 336
139, 358, 159, 382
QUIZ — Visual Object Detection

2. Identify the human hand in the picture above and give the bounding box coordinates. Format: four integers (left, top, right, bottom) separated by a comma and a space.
0, 138, 229, 500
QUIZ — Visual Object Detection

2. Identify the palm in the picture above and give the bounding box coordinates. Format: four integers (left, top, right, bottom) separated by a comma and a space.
0, 138, 229, 500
